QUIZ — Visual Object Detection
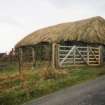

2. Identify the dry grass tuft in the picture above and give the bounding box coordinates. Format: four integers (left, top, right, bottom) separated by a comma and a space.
37, 67, 68, 80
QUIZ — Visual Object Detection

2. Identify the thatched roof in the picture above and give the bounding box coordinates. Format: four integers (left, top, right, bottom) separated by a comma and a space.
16, 16, 105, 48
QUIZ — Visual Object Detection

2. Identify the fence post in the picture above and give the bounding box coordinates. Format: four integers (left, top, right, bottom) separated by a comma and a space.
87, 46, 89, 65
52, 43, 56, 69
73, 46, 76, 64
31, 47, 36, 69
99, 45, 103, 65
18, 48, 23, 73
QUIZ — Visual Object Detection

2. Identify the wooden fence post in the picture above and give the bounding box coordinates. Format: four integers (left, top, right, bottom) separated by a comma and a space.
31, 47, 36, 69
18, 48, 23, 73
52, 43, 56, 69
99, 45, 103, 65
87, 46, 89, 65
73, 46, 76, 64
55, 44, 59, 68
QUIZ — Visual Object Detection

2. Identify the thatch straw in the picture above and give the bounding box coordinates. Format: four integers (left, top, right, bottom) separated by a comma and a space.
16, 16, 105, 48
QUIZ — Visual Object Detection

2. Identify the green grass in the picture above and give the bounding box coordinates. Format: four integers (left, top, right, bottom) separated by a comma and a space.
0, 63, 18, 76
0, 65, 105, 105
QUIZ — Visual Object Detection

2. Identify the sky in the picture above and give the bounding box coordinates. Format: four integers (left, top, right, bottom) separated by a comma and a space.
0, 0, 105, 53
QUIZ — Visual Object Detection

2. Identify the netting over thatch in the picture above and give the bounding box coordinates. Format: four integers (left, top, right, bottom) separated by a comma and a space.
16, 16, 105, 48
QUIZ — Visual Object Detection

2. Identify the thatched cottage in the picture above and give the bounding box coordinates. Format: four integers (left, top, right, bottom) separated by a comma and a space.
15, 16, 105, 70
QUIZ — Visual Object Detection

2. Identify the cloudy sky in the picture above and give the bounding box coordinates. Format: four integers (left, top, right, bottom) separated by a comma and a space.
0, 0, 105, 52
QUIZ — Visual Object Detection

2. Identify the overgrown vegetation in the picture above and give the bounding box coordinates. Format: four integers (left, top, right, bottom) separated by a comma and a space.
0, 65, 105, 105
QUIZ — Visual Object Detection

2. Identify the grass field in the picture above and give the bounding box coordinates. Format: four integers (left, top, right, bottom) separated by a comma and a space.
0, 64, 105, 105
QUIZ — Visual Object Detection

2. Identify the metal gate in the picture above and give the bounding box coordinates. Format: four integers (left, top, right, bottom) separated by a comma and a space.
58, 45, 101, 67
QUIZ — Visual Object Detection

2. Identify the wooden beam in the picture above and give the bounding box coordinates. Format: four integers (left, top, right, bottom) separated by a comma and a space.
18, 48, 23, 73
31, 47, 36, 69
75, 47, 88, 64
73, 47, 76, 64
87, 46, 89, 65
55, 44, 59, 68
60, 46, 76, 66
88, 47, 99, 63
99, 46, 103, 65
52, 43, 56, 68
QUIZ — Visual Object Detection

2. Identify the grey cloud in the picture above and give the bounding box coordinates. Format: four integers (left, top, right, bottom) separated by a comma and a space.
0, 16, 24, 28
46, 0, 105, 9
46, 0, 74, 8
